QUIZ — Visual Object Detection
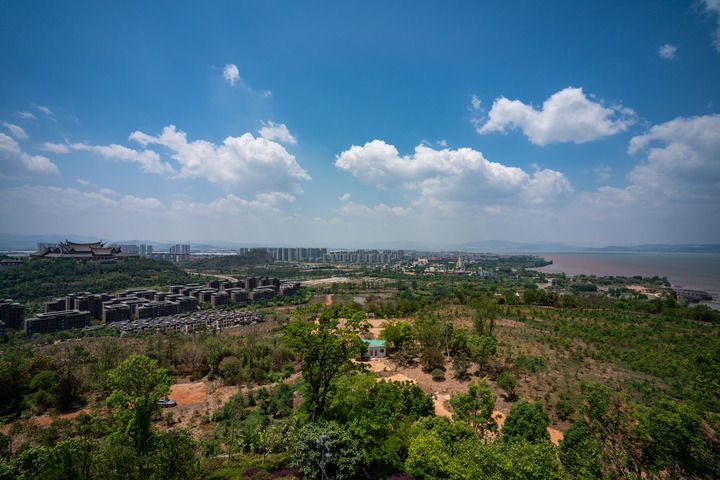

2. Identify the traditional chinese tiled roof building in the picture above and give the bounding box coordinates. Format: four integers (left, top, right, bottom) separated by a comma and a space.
34, 240, 127, 260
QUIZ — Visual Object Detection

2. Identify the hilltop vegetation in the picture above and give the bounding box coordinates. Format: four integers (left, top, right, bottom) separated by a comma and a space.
0, 263, 719, 479
0, 257, 195, 302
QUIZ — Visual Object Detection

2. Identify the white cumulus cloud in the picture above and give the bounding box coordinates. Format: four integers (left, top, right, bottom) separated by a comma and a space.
129, 125, 310, 193
0, 133, 59, 175
703, 0, 720, 53
658, 44, 678, 59
14, 111, 35, 120
32, 104, 54, 119
258, 121, 297, 145
335, 140, 572, 208
2, 122, 28, 141
476, 87, 636, 145
71, 142, 174, 174
39, 142, 71, 154
627, 113, 720, 198
223, 64, 240, 86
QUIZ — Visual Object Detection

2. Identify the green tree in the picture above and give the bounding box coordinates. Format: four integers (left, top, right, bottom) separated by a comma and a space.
472, 299, 498, 335
106, 353, 173, 453
291, 421, 362, 480
468, 334, 497, 371
284, 313, 365, 420
420, 347, 445, 372
449, 378, 497, 435
328, 373, 434, 473
405, 431, 456, 480
381, 321, 413, 351
149, 429, 201, 480
496, 371, 518, 401
452, 355, 471, 381
636, 400, 718, 478
502, 401, 550, 444
218, 355, 243, 385
558, 422, 605, 479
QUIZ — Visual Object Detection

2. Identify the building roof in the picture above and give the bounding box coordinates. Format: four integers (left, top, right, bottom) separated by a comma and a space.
362, 339, 386, 347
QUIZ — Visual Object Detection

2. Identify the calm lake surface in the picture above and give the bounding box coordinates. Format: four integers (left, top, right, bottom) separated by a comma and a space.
533, 252, 720, 308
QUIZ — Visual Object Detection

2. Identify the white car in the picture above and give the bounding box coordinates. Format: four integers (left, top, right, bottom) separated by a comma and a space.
157, 397, 177, 408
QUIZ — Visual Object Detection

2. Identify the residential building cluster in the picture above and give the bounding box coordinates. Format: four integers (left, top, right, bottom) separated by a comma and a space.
0, 298, 23, 331
99, 310, 265, 335
239, 247, 407, 264
149, 244, 191, 263
18, 276, 300, 335
262, 247, 328, 262
323, 249, 406, 264
25, 310, 92, 335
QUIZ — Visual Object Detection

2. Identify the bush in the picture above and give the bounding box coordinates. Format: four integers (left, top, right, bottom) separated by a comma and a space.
555, 395, 575, 421
218, 356, 243, 385
452, 355, 471, 380
496, 371, 518, 400
431, 369, 445, 382
420, 347, 445, 372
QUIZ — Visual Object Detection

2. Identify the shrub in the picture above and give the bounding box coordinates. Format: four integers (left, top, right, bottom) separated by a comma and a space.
420, 347, 445, 372
496, 371, 518, 400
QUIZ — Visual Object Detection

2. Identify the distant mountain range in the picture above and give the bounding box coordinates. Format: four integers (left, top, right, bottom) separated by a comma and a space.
450, 241, 720, 254
0, 233, 718, 254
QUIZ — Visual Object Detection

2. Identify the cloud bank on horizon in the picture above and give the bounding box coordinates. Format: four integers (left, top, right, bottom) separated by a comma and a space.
0, 2, 718, 247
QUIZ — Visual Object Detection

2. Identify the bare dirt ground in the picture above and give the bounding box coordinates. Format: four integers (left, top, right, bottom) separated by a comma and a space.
367, 318, 384, 338
325, 294, 333, 306
166, 372, 303, 429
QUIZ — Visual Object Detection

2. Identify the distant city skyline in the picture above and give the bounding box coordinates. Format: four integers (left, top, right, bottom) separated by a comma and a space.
1, 1, 719, 246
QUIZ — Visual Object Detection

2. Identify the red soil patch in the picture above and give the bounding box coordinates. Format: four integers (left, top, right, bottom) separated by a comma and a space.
170, 381, 208, 405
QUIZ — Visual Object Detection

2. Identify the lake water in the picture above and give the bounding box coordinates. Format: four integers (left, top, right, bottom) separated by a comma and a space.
533, 252, 720, 309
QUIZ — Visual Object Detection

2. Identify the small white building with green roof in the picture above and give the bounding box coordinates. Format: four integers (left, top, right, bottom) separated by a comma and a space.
362, 339, 386, 359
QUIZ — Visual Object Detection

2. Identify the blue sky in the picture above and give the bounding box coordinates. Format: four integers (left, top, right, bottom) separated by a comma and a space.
1, 1, 719, 247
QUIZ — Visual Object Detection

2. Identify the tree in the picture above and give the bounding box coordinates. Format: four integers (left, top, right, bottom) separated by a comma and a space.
472, 299, 498, 335
502, 401, 550, 444
636, 400, 718, 478
218, 355, 243, 385
292, 421, 362, 480
106, 353, 173, 452
449, 378, 497, 435
381, 321, 413, 351
496, 371, 518, 401
328, 373, 434, 473
149, 429, 201, 480
468, 334, 497, 371
284, 313, 365, 420
558, 421, 605, 479
452, 355, 471, 381
405, 431, 456, 480
449, 326, 470, 356
413, 315, 443, 350
420, 347, 445, 372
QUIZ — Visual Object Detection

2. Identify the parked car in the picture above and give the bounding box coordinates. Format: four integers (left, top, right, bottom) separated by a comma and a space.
158, 396, 177, 408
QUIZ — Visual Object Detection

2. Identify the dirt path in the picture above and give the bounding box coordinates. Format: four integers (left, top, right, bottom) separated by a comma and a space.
325, 294, 333, 306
